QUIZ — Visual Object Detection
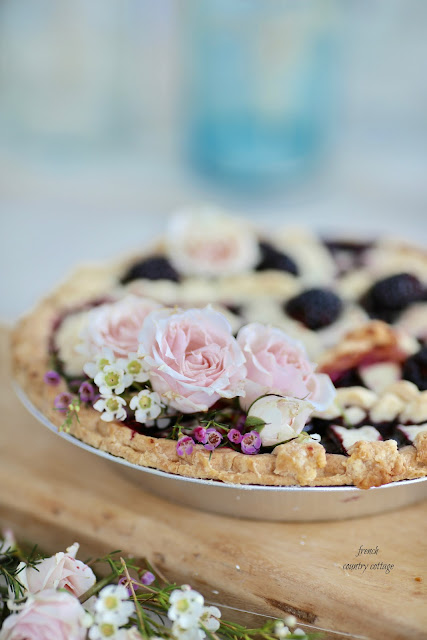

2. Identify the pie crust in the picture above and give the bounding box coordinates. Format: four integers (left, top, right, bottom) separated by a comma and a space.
11, 243, 427, 490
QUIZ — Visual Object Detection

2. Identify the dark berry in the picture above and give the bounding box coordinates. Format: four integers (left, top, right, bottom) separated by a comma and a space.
120, 256, 180, 284
362, 273, 423, 321
334, 368, 364, 388
402, 346, 427, 391
285, 288, 342, 330
225, 304, 243, 316
256, 241, 298, 276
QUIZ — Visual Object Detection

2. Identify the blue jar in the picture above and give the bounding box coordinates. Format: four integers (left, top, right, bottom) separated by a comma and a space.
185, 0, 338, 190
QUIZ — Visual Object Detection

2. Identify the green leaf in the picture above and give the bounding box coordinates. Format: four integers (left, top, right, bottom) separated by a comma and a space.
244, 416, 265, 430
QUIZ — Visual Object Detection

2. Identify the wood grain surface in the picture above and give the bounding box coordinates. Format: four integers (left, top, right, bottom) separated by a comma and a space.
1, 327, 426, 640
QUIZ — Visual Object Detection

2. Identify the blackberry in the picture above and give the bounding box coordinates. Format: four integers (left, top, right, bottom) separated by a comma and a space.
285, 288, 342, 330
225, 304, 243, 317
402, 346, 427, 391
256, 241, 298, 276
120, 256, 180, 285
362, 273, 423, 321
334, 368, 364, 388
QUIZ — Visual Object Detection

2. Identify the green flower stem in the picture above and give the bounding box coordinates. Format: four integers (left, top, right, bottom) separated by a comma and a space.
120, 557, 147, 634
131, 382, 151, 392
78, 571, 118, 604
131, 580, 158, 593
201, 623, 221, 640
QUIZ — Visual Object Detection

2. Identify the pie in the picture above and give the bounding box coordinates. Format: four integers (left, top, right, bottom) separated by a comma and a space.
11, 207, 427, 489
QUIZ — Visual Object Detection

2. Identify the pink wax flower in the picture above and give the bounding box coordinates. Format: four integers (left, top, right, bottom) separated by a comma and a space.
193, 426, 208, 444
138, 307, 247, 413
43, 370, 61, 386
204, 428, 223, 451
237, 322, 335, 412
54, 392, 73, 413
141, 570, 155, 585
119, 575, 141, 597
78, 381, 95, 403
176, 436, 195, 456
227, 429, 243, 445
240, 430, 262, 455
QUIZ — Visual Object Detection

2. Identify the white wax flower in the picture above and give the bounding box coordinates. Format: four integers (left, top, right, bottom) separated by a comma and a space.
129, 390, 163, 423
93, 396, 127, 422
94, 364, 133, 396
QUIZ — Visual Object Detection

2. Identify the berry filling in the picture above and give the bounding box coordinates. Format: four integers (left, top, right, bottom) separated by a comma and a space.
310, 416, 418, 455
324, 239, 374, 274
329, 425, 382, 453
402, 346, 427, 391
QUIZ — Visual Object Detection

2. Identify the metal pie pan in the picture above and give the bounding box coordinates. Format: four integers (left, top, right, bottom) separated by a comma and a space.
15, 384, 427, 521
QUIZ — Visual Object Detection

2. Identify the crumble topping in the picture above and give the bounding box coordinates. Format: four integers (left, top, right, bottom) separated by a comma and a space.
346, 440, 406, 490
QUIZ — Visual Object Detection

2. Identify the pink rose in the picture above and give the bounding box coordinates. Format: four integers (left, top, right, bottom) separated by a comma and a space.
166, 207, 260, 277
80, 295, 161, 358
237, 323, 335, 412
138, 307, 247, 413
18, 543, 95, 598
0, 589, 87, 640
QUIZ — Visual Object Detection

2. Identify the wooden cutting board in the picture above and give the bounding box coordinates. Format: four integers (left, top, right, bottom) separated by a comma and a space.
1, 327, 426, 640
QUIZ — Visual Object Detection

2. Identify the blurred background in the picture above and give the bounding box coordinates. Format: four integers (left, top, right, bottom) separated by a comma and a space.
1, 0, 426, 322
